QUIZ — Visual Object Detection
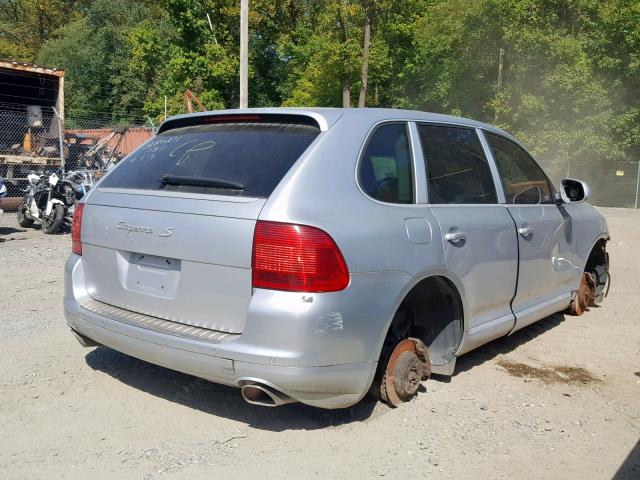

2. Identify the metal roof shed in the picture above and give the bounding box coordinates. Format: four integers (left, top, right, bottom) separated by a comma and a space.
0, 59, 64, 117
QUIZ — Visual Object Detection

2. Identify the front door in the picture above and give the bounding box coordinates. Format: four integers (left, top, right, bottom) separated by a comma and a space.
416, 124, 519, 346
483, 132, 574, 332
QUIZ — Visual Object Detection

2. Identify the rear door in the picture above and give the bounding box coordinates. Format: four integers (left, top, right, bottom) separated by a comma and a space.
81, 115, 321, 333
417, 124, 518, 344
483, 132, 574, 331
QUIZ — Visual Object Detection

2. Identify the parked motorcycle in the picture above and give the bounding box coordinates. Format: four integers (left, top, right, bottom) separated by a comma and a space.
0, 177, 7, 215
17, 169, 95, 234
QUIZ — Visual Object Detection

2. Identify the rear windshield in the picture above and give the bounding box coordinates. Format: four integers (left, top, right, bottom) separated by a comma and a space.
100, 122, 320, 197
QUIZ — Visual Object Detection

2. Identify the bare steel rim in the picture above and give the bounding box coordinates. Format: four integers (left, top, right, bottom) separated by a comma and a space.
569, 272, 597, 316
381, 338, 431, 407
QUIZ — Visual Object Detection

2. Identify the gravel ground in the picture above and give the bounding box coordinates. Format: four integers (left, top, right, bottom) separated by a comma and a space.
0, 208, 638, 479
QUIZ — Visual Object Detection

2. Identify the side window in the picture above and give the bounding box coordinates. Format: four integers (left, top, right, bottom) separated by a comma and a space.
418, 124, 497, 204
359, 123, 414, 204
485, 133, 554, 204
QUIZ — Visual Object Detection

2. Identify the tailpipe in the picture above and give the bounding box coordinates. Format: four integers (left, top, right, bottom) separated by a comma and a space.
71, 329, 101, 348
241, 383, 296, 407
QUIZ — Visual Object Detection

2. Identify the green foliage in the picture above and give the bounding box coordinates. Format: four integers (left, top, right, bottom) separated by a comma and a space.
36, 0, 156, 120
397, 0, 635, 164
1, 0, 638, 161
0, 0, 83, 61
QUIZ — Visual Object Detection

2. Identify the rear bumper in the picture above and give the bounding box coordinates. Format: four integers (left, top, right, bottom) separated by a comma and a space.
64, 255, 384, 409
65, 304, 375, 409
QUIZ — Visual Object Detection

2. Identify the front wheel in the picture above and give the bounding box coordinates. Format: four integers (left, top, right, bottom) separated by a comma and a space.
567, 272, 596, 316
17, 197, 35, 228
42, 203, 64, 234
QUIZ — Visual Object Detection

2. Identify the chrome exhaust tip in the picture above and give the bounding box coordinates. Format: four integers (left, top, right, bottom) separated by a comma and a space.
241, 383, 295, 407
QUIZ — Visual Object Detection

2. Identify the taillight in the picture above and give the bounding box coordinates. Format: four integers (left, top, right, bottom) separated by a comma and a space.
252, 221, 349, 293
71, 203, 84, 255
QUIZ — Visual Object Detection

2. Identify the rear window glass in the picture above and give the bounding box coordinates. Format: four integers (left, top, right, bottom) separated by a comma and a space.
100, 122, 320, 197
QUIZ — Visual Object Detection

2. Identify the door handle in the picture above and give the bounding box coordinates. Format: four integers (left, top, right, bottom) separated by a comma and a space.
445, 231, 467, 243
518, 226, 535, 237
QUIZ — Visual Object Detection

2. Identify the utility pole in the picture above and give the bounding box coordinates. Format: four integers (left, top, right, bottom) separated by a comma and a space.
240, 0, 248, 108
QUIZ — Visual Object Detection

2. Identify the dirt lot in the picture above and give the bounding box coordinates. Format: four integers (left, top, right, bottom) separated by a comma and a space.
0, 208, 638, 479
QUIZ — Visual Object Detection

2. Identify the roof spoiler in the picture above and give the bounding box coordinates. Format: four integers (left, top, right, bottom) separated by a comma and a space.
157, 110, 335, 134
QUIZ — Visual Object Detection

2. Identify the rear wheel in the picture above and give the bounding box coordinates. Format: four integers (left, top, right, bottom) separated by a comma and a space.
17, 197, 34, 228
379, 338, 431, 407
42, 203, 64, 234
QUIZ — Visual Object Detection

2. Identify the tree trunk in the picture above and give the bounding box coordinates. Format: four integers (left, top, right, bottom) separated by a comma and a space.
494, 47, 505, 123
343, 78, 351, 108
338, 0, 351, 108
358, 10, 371, 108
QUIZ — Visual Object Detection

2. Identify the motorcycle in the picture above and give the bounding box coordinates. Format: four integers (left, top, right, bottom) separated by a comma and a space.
0, 177, 7, 214
17, 169, 95, 234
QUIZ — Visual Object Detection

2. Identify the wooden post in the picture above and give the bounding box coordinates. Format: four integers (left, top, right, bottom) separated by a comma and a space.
55, 75, 64, 124
52, 107, 65, 174
240, 0, 249, 108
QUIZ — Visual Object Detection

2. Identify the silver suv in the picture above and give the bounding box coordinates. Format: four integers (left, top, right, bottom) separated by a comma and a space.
64, 108, 609, 409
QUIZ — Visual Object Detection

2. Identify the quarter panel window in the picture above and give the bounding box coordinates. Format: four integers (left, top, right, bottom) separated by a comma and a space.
359, 123, 414, 204
485, 133, 554, 204
418, 125, 497, 204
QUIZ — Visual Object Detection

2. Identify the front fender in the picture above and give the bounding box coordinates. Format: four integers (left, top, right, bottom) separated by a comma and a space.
45, 198, 65, 216
562, 203, 609, 290
574, 205, 609, 266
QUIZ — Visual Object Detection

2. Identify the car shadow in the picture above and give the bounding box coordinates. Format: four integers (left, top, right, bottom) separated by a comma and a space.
448, 312, 566, 377
85, 347, 379, 431
85, 312, 565, 428
614, 438, 640, 479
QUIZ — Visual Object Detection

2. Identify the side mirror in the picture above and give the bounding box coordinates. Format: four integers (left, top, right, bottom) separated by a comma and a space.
560, 178, 591, 203
27, 173, 40, 185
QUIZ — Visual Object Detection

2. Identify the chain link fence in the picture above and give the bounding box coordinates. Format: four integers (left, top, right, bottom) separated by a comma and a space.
0, 102, 154, 207
538, 156, 640, 209
1, 102, 639, 209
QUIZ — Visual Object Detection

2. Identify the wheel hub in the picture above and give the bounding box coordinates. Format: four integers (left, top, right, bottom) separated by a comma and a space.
570, 272, 596, 316
381, 338, 431, 407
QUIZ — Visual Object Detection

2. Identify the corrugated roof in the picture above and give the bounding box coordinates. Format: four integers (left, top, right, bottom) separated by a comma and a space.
0, 59, 64, 77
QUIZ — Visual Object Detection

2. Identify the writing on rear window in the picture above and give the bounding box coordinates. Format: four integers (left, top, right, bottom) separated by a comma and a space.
100, 122, 320, 198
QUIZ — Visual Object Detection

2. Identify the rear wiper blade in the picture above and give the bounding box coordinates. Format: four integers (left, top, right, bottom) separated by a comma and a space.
160, 174, 245, 190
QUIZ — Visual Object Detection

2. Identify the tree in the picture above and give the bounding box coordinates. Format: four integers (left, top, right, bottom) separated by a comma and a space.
2, 0, 636, 165
36, 0, 156, 120
358, 1, 372, 107
401, 0, 625, 172
0, 0, 81, 61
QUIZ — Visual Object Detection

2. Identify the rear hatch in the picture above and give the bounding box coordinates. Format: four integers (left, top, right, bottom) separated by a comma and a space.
80, 114, 322, 333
